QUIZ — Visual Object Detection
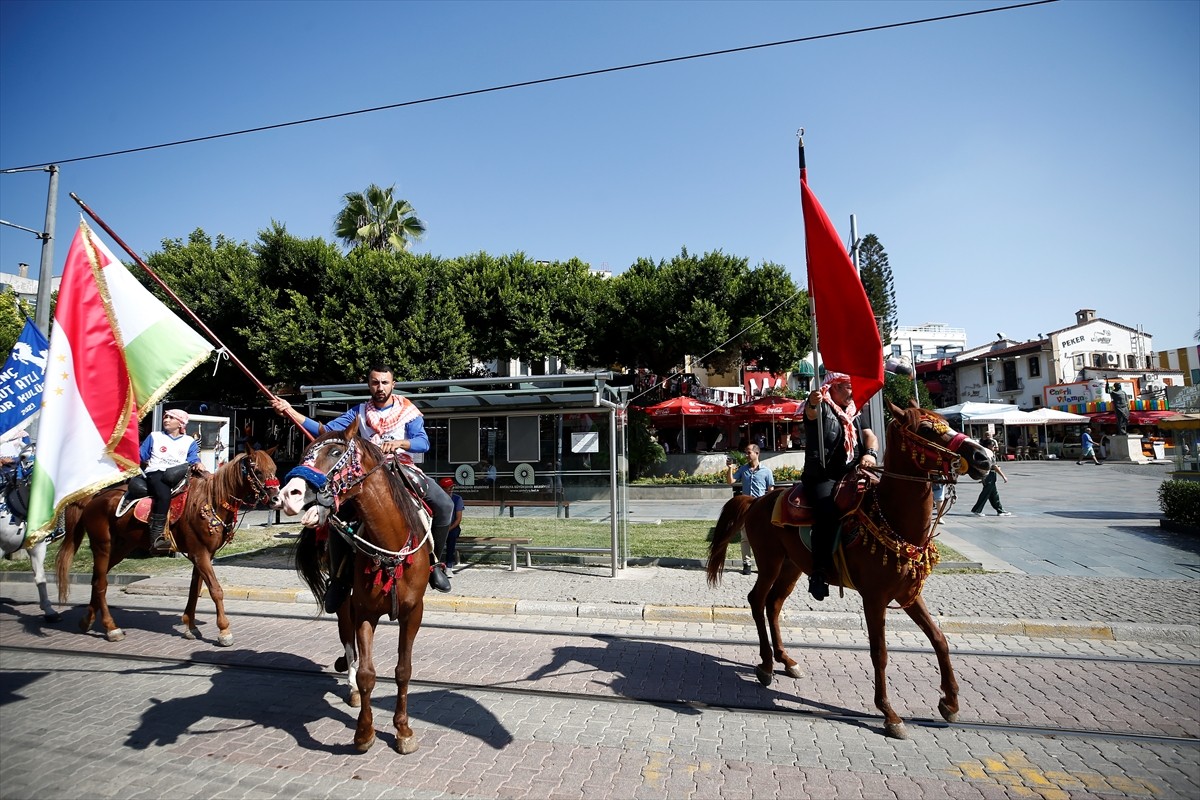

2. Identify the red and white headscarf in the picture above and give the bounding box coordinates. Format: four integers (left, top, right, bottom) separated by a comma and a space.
360, 395, 421, 443
818, 372, 858, 459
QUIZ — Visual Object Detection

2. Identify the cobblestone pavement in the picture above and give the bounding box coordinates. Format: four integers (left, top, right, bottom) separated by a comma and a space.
1, 458, 1196, 798
2, 587, 1198, 800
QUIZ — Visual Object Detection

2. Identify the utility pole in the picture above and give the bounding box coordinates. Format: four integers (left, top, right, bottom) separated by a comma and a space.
35, 165, 58, 335
0, 164, 58, 335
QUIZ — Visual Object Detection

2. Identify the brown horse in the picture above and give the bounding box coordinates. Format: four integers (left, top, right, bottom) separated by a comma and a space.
55, 445, 280, 645
281, 427, 432, 754
707, 400, 993, 739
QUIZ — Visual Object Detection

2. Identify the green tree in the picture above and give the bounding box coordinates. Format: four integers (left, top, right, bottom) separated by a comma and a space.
730, 261, 811, 375
0, 289, 35, 355
143, 229, 267, 404
334, 184, 426, 253
857, 234, 897, 345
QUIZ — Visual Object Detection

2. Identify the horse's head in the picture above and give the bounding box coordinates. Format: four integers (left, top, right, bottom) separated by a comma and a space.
242, 443, 281, 508
885, 399, 993, 481
279, 427, 384, 527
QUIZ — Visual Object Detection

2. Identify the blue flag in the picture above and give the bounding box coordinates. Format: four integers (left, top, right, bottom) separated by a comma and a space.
0, 319, 50, 439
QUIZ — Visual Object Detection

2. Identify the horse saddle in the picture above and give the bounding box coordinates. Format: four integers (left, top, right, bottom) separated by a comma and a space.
116, 464, 191, 520
775, 471, 872, 527
3, 476, 31, 523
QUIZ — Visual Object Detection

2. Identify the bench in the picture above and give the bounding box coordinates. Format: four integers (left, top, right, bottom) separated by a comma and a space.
498, 498, 571, 518
455, 536, 533, 571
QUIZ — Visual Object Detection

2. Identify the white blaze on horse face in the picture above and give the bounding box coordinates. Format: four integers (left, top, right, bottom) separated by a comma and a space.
279, 477, 314, 516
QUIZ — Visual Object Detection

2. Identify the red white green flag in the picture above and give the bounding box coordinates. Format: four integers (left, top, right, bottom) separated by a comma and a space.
24, 221, 212, 546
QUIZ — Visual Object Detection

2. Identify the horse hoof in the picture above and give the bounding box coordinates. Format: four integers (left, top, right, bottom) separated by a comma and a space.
394, 735, 418, 755
43, 612, 61, 623
754, 665, 774, 686
783, 664, 804, 679
884, 722, 909, 740
354, 733, 375, 753
217, 631, 234, 647
181, 625, 198, 640
348, 691, 361, 708
939, 700, 958, 723
335, 656, 348, 673
106, 628, 125, 642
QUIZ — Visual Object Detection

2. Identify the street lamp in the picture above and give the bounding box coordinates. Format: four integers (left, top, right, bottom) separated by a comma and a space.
0, 164, 58, 335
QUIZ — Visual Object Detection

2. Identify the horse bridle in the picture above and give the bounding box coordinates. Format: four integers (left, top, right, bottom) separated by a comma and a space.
286, 436, 426, 564
240, 453, 280, 507
887, 412, 972, 482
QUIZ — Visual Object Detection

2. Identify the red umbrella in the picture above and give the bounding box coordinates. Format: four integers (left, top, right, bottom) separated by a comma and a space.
729, 396, 805, 451
642, 396, 729, 424
730, 396, 806, 421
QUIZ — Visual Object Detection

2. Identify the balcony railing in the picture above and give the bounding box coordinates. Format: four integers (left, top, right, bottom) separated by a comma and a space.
996, 378, 1024, 393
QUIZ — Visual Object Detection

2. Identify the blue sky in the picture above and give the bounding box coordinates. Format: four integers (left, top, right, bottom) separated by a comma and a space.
2, 0, 1197, 352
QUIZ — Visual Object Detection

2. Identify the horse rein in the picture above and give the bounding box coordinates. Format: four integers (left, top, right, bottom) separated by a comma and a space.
289, 437, 429, 563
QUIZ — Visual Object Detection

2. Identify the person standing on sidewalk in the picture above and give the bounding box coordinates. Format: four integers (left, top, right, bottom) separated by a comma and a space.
1077, 429, 1102, 465
970, 462, 1012, 517
726, 443, 774, 575
438, 477, 465, 570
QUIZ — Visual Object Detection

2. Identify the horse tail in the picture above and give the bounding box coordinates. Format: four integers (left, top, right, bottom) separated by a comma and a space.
55, 502, 86, 603
706, 494, 755, 587
294, 526, 327, 609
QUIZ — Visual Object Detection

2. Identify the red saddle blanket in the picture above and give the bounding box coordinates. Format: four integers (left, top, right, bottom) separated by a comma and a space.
775, 472, 872, 528
131, 493, 188, 525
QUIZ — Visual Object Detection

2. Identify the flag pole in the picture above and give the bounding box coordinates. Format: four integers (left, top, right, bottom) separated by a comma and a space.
798, 130, 826, 469
69, 193, 314, 442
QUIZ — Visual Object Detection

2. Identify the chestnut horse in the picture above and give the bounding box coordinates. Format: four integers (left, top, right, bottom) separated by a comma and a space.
55, 445, 280, 645
280, 427, 432, 754
707, 400, 993, 738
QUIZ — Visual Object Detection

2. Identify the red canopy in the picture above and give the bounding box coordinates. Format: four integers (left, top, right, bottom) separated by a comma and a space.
1089, 410, 1176, 426
730, 396, 805, 421
642, 396, 728, 425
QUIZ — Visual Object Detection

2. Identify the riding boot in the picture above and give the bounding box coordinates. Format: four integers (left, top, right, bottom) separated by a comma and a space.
149, 514, 171, 554
323, 532, 351, 614
808, 530, 830, 601
428, 524, 451, 593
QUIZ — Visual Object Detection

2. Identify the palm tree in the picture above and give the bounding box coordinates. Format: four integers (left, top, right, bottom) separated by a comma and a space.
334, 184, 426, 252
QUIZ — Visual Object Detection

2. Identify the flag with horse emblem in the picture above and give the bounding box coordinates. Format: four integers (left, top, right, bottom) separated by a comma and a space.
24, 221, 212, 547
0, 318, 50, 440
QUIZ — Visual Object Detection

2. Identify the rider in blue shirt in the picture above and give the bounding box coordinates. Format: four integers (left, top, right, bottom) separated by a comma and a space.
272, 365, 455, 606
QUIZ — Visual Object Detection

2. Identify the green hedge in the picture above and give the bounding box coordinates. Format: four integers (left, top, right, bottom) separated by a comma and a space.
632, 465, 804, 486
1158, 479, 1200, 528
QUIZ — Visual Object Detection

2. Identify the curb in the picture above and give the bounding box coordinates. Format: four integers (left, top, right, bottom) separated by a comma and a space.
97, 577, 1200, 644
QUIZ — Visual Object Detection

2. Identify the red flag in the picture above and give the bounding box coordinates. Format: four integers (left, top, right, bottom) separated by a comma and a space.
801, 165, 884, 409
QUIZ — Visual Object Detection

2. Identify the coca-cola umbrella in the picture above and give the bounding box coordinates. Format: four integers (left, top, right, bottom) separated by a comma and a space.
642, 396, 729, 452
730, 396, 806, 451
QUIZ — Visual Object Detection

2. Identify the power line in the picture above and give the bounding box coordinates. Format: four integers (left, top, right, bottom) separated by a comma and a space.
2, 1, 1057, 171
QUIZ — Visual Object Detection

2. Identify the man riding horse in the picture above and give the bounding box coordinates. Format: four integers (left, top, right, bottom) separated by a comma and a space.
801, 371, 880, 600
141, 408, 208, 553
271, 364, 455, 609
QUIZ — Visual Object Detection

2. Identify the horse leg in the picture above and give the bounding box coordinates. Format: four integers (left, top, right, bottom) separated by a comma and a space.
392, 597, 425, 755
190, 552, 233, 646
766, 560, 804, 679
863, 596, 906, 739
334, 601, 361, 707
746, 555, 783, 686
352, 613, 380, 752
903, 595, 960, 723
28, 540, 61, 622
86, 533, 123, 642
179, 566, 204, 641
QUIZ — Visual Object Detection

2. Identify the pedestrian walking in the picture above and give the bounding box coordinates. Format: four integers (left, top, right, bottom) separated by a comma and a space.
970, 462, 1012, 517
1077, 429, 1102, 465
